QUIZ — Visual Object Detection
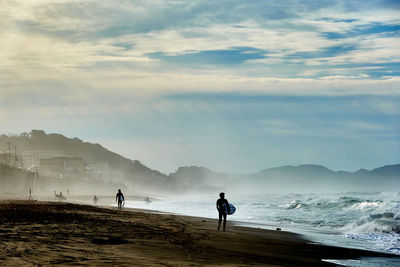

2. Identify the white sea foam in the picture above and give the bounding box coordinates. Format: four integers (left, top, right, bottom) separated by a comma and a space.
345, 233, 400, 255
346, 201, 382, 211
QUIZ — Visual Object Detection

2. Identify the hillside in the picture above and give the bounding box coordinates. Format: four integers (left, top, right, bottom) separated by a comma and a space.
169, 166, 228, 192
229, 164, 400, 193
166, 164, 399, 194
0, 130, 172, 193
1, 130, 398, 194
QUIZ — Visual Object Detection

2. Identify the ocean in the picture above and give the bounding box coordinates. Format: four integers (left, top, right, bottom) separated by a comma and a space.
124, 191, 400, 266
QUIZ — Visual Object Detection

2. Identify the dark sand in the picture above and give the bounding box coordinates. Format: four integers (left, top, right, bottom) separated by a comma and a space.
0, 200, 396, 266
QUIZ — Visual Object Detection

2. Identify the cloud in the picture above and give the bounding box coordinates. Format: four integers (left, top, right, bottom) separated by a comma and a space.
1, 0, 399, 172
2, 0, 399, 85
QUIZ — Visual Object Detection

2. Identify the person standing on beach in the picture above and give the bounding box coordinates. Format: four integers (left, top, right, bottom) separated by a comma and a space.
93, 195, 99, 205
116, 189, 124, 209
216, 192, 230, 231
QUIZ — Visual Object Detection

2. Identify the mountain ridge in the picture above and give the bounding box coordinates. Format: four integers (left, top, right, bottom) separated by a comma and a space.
1, 130, 398, 193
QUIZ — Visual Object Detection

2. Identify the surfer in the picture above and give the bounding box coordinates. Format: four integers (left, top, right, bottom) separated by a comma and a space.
216, 192, 230, 231
116, 189, 124, 209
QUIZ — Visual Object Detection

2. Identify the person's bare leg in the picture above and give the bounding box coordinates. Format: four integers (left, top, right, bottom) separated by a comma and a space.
223, 213, 227, 231
217, 212, 222, 230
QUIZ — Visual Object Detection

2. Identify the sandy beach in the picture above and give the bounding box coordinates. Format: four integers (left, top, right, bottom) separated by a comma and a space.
0, 200, 396, 266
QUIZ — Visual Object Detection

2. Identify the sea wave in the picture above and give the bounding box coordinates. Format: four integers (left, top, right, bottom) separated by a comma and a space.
125, 191, 400, 255
263, 193, 400, 255
281, 200, 306, 210
346, 200, 382, 210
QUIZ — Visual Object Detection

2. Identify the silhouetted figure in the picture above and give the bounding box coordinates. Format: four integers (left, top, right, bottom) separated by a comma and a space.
93, 195, 98, 205
29, 189, 33, 201
216, 192, 230, 231
116, 189, 124, 209
54, 191, 66, 201
144, 196, 151, 204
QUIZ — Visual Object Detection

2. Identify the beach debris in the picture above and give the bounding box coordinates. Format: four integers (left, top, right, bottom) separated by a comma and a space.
276, 228, 281, 231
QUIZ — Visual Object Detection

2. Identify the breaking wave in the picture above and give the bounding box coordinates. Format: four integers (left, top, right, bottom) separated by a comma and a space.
125, 191, 400, 255
239, 192, 400, 254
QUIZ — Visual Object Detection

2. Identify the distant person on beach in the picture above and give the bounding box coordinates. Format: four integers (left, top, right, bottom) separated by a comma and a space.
93, 195, 98, 205
54, 191, 66, 201
216, 192, 230, 231
29, 189, 33, 201
116, 189, 124, 209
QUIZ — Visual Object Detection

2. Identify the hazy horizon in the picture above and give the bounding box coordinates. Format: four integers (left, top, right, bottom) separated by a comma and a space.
1, 1, 399, 174
1, 129, 398, 177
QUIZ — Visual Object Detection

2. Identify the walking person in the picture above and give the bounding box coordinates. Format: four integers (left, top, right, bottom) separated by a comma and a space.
116, 189, 125, 209
216, 192, 230, 231
93, 195, 99, 205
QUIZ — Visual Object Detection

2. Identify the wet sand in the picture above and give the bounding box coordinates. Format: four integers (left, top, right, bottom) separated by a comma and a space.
0, 200, 396, 266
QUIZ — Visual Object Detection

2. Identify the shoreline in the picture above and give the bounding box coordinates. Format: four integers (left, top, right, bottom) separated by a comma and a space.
1, 200, 399, 266
119, 198, 400, 257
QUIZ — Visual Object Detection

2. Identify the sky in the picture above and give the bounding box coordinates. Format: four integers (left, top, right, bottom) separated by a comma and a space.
1, 0, 399, 174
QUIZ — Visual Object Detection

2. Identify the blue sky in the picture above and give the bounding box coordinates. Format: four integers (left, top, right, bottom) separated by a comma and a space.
1, 0, 399, 173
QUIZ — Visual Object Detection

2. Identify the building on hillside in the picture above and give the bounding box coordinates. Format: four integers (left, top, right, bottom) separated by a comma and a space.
87, 162, 109, 179
39, 156, 87, 178
0, 152, 12, 165
22, 150, 64, 170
